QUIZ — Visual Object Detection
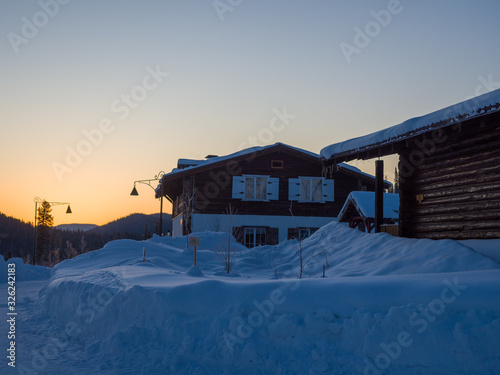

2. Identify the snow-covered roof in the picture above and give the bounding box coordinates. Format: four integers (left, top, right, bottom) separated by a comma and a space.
321, 88, 500, 160
156, 143, 324, 194
338, 191, 399, 220
163, 142, 372, 180
177, 159, 204, 168
165, 143, 289, 178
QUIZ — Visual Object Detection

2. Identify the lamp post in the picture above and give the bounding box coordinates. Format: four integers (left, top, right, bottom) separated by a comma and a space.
33, 197, 71, 265
130, 171, 165, 236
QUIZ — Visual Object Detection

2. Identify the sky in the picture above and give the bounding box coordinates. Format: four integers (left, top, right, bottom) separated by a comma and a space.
1, 0, 500, 226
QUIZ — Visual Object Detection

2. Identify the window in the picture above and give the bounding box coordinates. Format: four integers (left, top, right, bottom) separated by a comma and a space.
288, 227, 319, 240
299, 228, 318, 240
271, 160, 283, 169
244, 227, 267, 248
245, 176, 267, 200
232, 176, 279, 201
288, 177, 334, 202
299, 228, 311, 240
300, 178, 323, 202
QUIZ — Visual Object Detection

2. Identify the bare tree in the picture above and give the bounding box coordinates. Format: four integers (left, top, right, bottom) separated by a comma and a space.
208, 216, 224, 232
182, 176, 196, 249
48, 248, 60, 267
289, 202, 320, 278
269, 247, 284, 279
64, 240, 79, 260
80, 235, 87, 253
213, 204, 240, 274
23, 252, 32, 265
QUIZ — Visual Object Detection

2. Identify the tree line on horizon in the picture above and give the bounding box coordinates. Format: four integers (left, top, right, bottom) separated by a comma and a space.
0, 209, 171, 265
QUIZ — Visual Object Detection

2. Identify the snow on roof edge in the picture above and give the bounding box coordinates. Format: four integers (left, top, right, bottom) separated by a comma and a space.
159, 143, 383, 186
320, 88, 500, 160
338, 191, 400, 220
155, 143, 307, 194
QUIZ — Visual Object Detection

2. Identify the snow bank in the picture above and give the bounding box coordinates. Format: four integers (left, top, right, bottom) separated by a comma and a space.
22, 223, 500, 374
459, 239, 500, 263
288, 221, 499, 277
0, 256, 52, 283
40, 273, 500, 374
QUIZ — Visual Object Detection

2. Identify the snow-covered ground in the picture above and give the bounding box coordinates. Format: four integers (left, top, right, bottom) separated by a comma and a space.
1, 221, 500, 374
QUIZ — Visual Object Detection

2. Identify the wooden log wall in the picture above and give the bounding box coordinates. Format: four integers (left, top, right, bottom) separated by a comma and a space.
399, 119, 500, 240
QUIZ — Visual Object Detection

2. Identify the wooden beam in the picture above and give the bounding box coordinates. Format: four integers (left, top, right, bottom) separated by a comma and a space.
375, 159, 384, 233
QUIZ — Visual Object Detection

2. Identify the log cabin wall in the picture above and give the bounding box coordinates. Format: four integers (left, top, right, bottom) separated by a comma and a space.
399, 118, 500, 240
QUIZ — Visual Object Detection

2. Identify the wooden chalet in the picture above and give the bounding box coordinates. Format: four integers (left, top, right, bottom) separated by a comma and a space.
157, 143, 390, 247
321, 88, 500, 240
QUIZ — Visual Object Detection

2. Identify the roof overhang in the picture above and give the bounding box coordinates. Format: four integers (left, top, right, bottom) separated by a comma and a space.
320, 89, 500, 165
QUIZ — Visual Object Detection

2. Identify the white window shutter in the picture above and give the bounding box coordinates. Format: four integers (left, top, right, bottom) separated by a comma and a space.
323, 179, 334, 202
232, 176, 245, 199
288, 178, 300, 201
267, 177, 279, 200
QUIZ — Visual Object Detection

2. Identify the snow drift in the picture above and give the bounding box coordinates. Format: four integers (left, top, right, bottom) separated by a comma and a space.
3, 221, 500, 374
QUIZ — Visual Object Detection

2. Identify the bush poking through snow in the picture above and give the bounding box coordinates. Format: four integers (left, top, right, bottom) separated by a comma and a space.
213, 204, 241, 274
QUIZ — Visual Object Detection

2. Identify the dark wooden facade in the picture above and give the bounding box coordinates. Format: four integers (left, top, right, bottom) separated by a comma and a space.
322, 96, 500, 240
159, 143, 386, 234
399, 114, 500, 239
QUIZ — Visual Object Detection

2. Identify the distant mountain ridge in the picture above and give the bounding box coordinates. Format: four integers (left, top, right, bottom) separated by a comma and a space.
55, 213, 172, 236
55, 224, 98, 232
89, 213, 172, 237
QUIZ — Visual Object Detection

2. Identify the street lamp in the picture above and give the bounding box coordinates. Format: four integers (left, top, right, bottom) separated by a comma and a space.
33, 197, 71, 266
130, 171, 165, 236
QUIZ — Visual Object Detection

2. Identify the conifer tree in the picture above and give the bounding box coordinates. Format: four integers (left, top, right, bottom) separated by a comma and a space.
36, 200, 53, 264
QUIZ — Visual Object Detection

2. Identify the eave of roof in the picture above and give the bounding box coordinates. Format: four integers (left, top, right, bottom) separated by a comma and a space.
320, 88, 500, 163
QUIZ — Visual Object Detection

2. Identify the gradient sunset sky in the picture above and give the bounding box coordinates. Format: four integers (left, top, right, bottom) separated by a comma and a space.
1, 0, 500, 225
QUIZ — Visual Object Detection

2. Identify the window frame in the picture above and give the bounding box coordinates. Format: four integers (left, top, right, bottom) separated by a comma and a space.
271, 160, 284, 169
244, 227, 267, 248
299, 177, 324, 203
243, 175, 269, 201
